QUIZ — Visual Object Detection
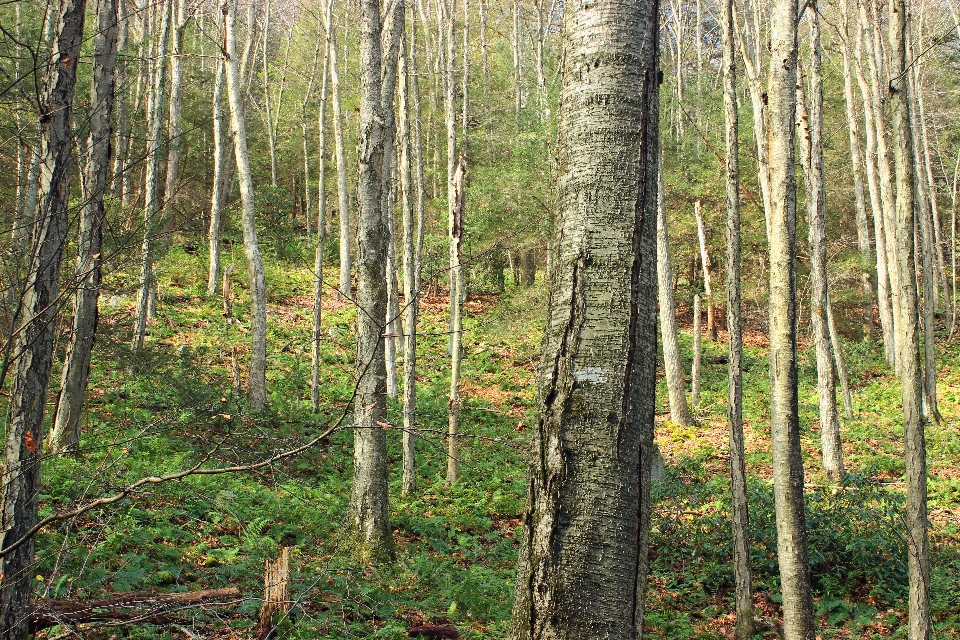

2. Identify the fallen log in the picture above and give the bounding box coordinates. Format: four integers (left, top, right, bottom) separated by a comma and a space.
31, 587, 242, 632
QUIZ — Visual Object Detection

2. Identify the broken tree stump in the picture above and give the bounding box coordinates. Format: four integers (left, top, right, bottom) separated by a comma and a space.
256, 546, 291, 640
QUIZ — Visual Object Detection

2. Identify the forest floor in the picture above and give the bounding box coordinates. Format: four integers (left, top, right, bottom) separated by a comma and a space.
29, 243, 960, 639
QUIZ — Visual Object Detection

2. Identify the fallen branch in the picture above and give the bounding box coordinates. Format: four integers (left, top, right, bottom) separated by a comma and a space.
31, 587, 242, 632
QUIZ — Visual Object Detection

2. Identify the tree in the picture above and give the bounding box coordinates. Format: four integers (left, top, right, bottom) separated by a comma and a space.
797, 7, 844, 482
509, 1, 660, 637
350, 0, 393, 563
0, 0, 86, 635
767, 0, 815, 635
222, 0, 268, 411
888, 0, 930, 634
656, 161, 694, 427
132, 0, 172, 351
50, 0, 119, 453
723, 0, 754, 630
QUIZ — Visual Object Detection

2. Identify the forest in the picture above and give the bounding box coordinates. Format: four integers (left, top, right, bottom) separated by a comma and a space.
0, 0, 958, 638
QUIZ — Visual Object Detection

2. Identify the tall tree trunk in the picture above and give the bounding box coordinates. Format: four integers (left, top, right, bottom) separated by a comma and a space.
302, 19, 323, 240
132, 0, 172, 351
223, 0, 268, 411
311, 19, 331, 413
862, 0, 902, 369
50, 0, 119, 453
851, 2, 895, 364
399, 24, 419, 495
402, 8, 427, 496
826, 294, 854, 421
479, 0, 490, 145
509, 2, 660, 636
692, 294, 702, 407
111, 0, 129, 201
461, 0, 470, 144
447, 155, 466, 484
322, 1, 352, 300
439, 0, 464, 483
694, 199, 716, 340
656, 163, 693, 426
350, 0, 393, 563
798, 9, 844, 483
163, 0, 189, 229
261, 0, 278, 187
889, 1, 930, 636
839, 0, 875, 340
208, 58, 232, 296
381, 0, 404, 401
907, 61, 942, 426
0, 1, 85, 636
511, 0, 522, 129
723, 0, 754, 629
767, 0, 815, 636
734, 0, 772, 237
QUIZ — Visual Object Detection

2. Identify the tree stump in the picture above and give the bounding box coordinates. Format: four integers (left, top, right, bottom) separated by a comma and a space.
256, 547, 291, 640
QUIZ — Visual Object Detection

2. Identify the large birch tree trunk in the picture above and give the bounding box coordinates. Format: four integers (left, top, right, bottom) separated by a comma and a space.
767, 0, 815, 636
350, 0, 393, 563
50, 0, 119, 453
0, 2, 85, 636
222, 0, 268, 411
509, 2, 660, 636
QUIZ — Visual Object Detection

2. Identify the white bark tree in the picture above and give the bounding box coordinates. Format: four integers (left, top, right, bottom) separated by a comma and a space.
222, 0, 268, 411
767, 0, 815, 635
509, 2, 660, 636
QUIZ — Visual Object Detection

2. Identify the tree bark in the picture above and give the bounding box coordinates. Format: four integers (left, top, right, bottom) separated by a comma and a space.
839, 0, 875, 340
694, 199, 715, 340
208, 57, 232, 296
402, 8, 427, 496
767, 0, 815, 636
851, 2, 895, 364
889, 2, 931, 636
50, 0, 119, 453
511, 0, 522, 129
381, 0, 405, 401
322, 2, 353, 300
311, 18, 331, 413
656, 162, 693, 426
862, 0, 902, 369
350, 0, 393, 563
907, 60, 942, 426
797, 10, 844, 483
132, 0, 172, 351
692, 294, 702, 407
0, 1, 86, 636
826, 293, 854, 421
163, 0, 189, 227
447, 155, 466, 484
723, 0, 754, 628
223, 0, 268, 411
509, 2, 660, 637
